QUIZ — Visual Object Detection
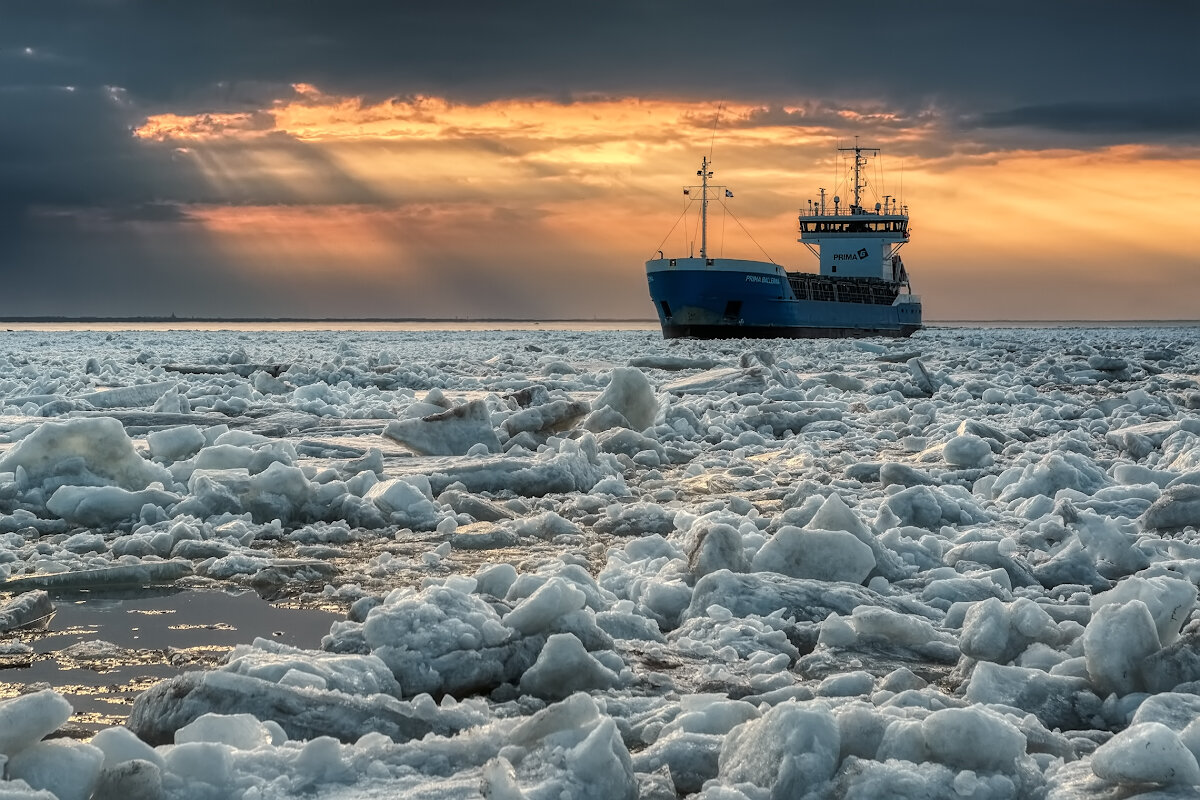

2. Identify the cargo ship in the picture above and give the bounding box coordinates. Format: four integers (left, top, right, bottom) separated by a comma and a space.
646, 143, 921, 338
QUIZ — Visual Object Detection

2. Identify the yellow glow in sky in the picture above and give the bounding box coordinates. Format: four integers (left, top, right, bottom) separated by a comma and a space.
134, 89, 1200, 320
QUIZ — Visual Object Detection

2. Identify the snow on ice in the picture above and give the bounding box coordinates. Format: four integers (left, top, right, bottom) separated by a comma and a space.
0, 325, 1199, 798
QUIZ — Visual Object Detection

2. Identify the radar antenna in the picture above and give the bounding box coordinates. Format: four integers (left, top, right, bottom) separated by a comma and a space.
838, 137, 879, 214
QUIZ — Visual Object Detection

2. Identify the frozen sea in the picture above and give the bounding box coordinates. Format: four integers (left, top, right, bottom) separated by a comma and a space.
2, 322, 1200, 799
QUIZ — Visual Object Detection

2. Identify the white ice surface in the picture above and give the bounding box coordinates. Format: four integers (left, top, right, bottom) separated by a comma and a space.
1, 326, 1200, 798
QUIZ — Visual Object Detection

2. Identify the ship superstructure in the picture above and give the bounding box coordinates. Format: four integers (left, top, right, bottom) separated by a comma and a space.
645, 142, 922, 338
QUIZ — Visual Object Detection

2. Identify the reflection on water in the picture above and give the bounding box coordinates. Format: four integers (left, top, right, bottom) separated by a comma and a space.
0, 588, 342, 732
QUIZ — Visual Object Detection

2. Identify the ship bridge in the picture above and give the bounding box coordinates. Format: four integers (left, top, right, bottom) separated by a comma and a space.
796, 144, 911, 284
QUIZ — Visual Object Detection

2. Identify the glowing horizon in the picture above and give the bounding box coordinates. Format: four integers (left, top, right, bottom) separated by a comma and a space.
117, 87, 1200, 320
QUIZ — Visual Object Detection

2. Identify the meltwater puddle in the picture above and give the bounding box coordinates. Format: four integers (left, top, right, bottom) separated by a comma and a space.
0, 588, 342, 731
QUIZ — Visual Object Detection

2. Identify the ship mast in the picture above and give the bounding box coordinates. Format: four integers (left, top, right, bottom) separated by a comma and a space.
699, 156, 713, 258
681, 155, 727, 259
838, 139, 879, 214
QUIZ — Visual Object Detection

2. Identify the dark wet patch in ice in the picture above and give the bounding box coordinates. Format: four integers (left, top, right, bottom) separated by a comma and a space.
0, 588, 340, 732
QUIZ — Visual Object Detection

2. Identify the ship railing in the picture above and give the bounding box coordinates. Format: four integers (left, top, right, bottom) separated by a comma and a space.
799, 206, 909, 218
786, 272, 900, 306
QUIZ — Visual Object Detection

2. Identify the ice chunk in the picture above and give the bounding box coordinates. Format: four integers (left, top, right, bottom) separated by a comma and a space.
503, 399, 590, 436
3, 560, 192, 594
507, 693, 637, 800
0, 590, 53, 633
833, 703, 888, 762
6, 739, 105, 800
0, 689, 73, 757
907, 357, 939, 395
687, 523, 750, 579
1091, 722, 1200, 786
1083, 599, 1161, 696
146, 424, 205, 462
942, 434, 994, 468
1088, 354, 1128, 371
439, 488, 515, 522
806, 493, 908, 581
362, 584, 535, 697
384, 399, 501, 455
593, 501, 675, 537
90, 726, 164, 770
740, 401, 844, 437
126, 669, 460, 746
995, 451, 1111, 502
959, 597, 1063, 665
0, 416, 171, 490
663, 367, 767, 397
518, 633, 621, 700
480, 757, 524, 800
594, 367, 657, 431
632, 732, 722, 794
684, 570, 939, 625
222, 637, 400, 696
718, 702, 840, 795
175, 712, 272, 750
581, 404, 632, 433
965, 662, 1097, 731
879, 462, 937, 488
921, 706, 1026, 773
595, 607, 665, 642
509, 510, 582, 540
597, 427, 667, 462
943, 540, 1038, 589
1129, 691, 1200, 732
832, 758, 987, 800
845, 606, 956, 656
242, 460, 315, 522
1091, 574, 1195, 646
629, 355, 717, 371
77, 381, 177, 409
92, 759, 163, 800
364, 477, 439, 529
412, 436, 618, 496
664, 696, 761, 739
503, 577, 588, 635
818, 670, 875, 697
475, 563, 519, 598
161, 741, 232, 788
1142, 628, 1200, 693
1144, 484, 1200, 529
879, 484, 990, 530
46, 485, 180, 526
752, 526, 875, 584
672, 609, 800, 664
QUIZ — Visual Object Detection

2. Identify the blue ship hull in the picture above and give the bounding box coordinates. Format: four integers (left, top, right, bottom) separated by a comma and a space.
646, 258, 921, 339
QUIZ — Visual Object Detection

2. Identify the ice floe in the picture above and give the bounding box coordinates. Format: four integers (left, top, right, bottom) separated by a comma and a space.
0, 325, 1199, 798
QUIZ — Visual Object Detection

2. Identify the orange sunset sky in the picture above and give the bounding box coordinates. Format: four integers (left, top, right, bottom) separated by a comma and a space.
3, 2, 1198, 320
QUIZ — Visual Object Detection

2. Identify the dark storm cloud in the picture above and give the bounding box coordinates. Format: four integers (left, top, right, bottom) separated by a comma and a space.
8, 1, 1198, 111
970, 100, 1200, 137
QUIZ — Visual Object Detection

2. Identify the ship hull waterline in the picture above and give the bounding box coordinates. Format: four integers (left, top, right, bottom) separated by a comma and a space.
660, 322, 921, 339
646, 258, 922, 340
